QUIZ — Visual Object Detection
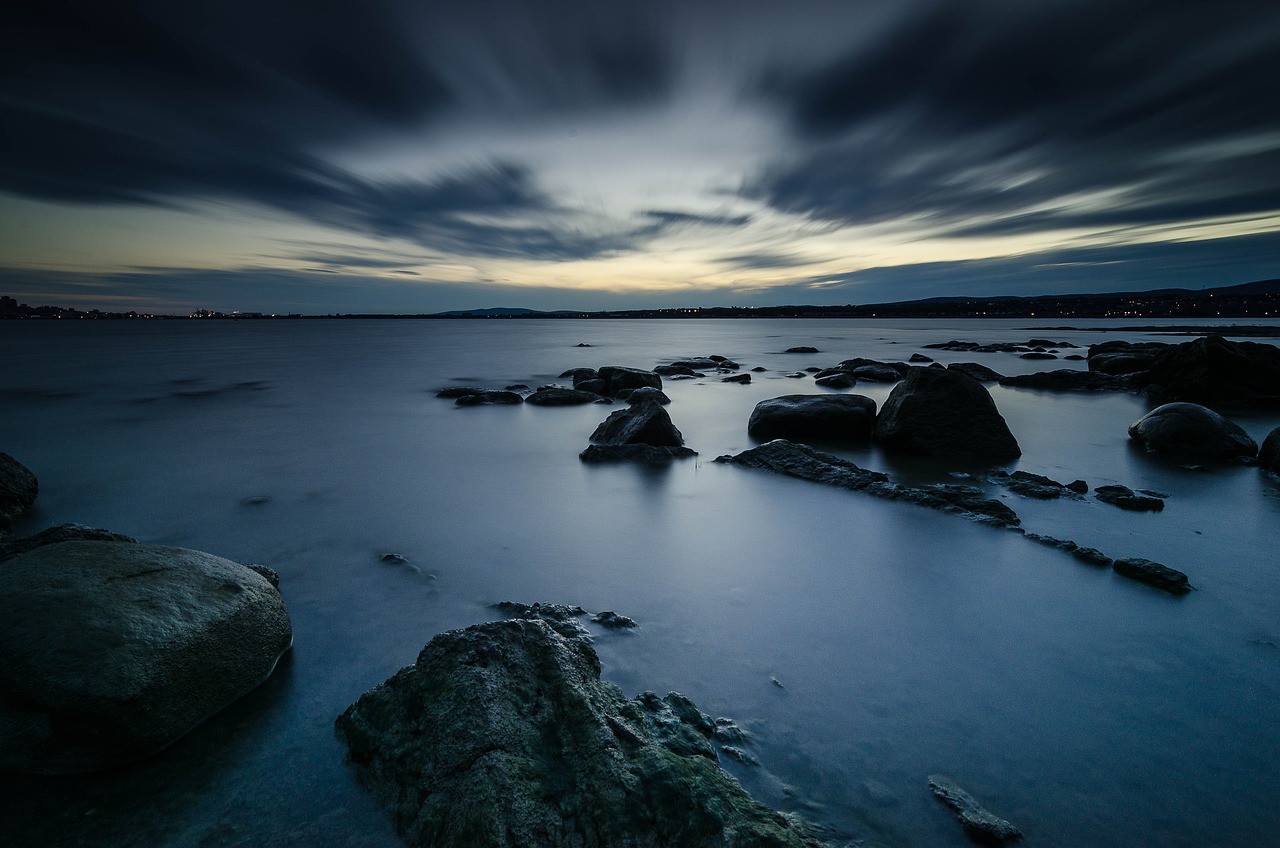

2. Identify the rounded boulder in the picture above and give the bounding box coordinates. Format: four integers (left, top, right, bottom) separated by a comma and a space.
873, 367, 1021, 461
747, 394, 877, 442
1128, 402, 1258, 462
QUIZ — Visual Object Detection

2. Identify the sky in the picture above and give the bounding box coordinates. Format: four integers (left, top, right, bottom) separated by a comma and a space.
2, 0, 1279, 314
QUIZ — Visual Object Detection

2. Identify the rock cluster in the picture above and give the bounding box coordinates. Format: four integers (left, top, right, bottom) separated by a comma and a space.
581, 399, 696, 463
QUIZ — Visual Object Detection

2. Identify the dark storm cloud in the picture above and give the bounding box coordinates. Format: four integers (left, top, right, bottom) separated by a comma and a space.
752, 0, 1280, 233
0, 0, 673, 256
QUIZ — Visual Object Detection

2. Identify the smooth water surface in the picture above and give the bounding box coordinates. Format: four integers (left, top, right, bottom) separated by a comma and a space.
2, 318, 1278, 847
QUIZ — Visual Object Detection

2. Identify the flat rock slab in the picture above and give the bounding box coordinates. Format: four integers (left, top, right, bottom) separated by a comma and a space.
0, 541, 293, 774
336, 618, 828, 848
928, 774, 1023, 845
1113, 557, 1192, 594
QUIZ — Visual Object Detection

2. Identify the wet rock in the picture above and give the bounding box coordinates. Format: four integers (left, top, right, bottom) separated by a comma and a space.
1145, 335, 1280, 410
1260, 427, 1280, 472
623, 386, 671, 405
747, 394, 877, 442
751, 366, 768, 373
591, 399, 686, 447
1019, 352, 1057, 360
712, 717, 748, 744
874, 368, 1021, 461
946, 362, 1005, 382
579, 444, 698, 463
785, 346, 820, 354
456, 391, 523, 406
1066, 479, 1089, 493
989, 470, 1076, 499
1064, 354, 1086, 361
381, 553, 410, 564
561, 367, 599, 384
591, 610, 638, 629
909, 353, 934, 363
999, 370, 1136, 392
1088, 351, 1160, 375
655, 364, 701, 377
671, 357, 724, 370
928, 774, 1023, 845
595, 366, 663, 397
0, 541, 292, 774
814, 373, 857, 389
1022, 533, 1112, 566
335, 619, 829, 848
1112, 557, 1191, 594
576, 378, 609, 394
504, 384, 529, 391
848, 364, 903, 383
1128, 402, 1258, 463
785, 372, 807, 378
240, 495, 272, 506
491, 601, 591, 640
0, 452, 38, 530
880, 483, 1020, 527
0, 523, 137, 563
1027, 338, 1078, 348
1094, 484, 1164, 511
720, 746, 759, 766
526, 387, 600, 406
575, 342, 592, 347
722, 373, 752, 384
435, 386, 489, 398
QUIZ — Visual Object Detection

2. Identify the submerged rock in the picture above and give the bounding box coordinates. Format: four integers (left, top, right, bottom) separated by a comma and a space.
747, 394, 877, 442
874, 368, 1021, 461
580, 444, 697, 463
335, 618, 829, 848
928, 774, 1023, 845
435, 386, 489, 398
989, 470, 1078, 499
1022, 533, 1112, 567
1094, 485, 1164, 511
591, 610, 638, 629
0, 452, 38, 530
456, 390, 523, 406
722, 373, 751, 384
525, 387, 600, 406
0, 541, 293, 774
1112, 557, 1191, 594
785, 346, 820, 354
1127, 402, 1258, 463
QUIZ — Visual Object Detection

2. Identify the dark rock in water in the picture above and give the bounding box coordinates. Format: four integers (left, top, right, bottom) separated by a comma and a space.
928, 774, 1023, 845
1145, 335, 1280, 410
881, 483, 1020, 527
1064, 354, 1086, 361
0, 452, 38, 529
1089, 351, 1159, 375
492, 601, 591, 639
591, 399, 685, 447
525, 387, 600, 406
1019, 352, 1058, 360
720, 746, 759, 766
575, 342, 592, 347
1027, 338, 1078, 349
712, 717, 748, 744
504, 384, 529, 391
1128, 402, 1258, 463
785, 372, 807, 378
1260, 427, 1280, 472
456, 390, 523, 406
671, 357, 724, 370
1112, 557, 1191, 594
909, 353, 934, 363
1023, 533, 1112, 566
0, 523, 137, 563
1094, 484, 1164, 511
435, 386, 489, 398
381, 552, 410, 564
0, 541, 293, 774
999, 370, 1136, 392
240, 495, 272, 506
874, 368, 1021, 461
805, 366, 823, 373
597, 366, 663, 397
849, 364, 902, 383
561, 367, 599, 384
655, 364, 700, 377
591, 610, 637, 629
785, 346, 820, 353
624, 386, 671, 405
576, 378, 609, 394
334, 618, 829, 848
747, 394, 877, 442
947, 362, 1005, 382
1066, 479, 1089, 494
751, 366, 767, 373
814, 373, 858, 389
989, 470, 1076, 499
579, 444, 698, 463
722, 373, 751, 384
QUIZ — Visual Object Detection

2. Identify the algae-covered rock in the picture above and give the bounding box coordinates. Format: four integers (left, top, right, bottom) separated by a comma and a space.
335, 618, 828, 848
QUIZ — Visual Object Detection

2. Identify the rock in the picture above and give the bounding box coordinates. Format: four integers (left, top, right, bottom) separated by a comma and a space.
1094, 484, 1164, 511
579, 444, 698, 463
849, 364, 902, 383
1088, 351, 1159, 375
435, 386, 489, 398
1112, 557, 1191, 594
946, 362, 1005, 382
1022, 533, 1112, 566
785, 372, 807, 378
882, 483, 1020, 527
928, 774, 1022, 845
247, 564, 281, 588
722, 373, 751, 384
1019, 352, 1057, 360
720, 746, 759, 766
0, 541, 292, 774
751, 366, 767, 373
591, 610, 638, 629
0, 523, 137, 563
654, 364, 700, 377
909, 353, 934, 363
1064, 354, 1086, 361
561, 367, 599, 384
456, 391, 523, 406
335, 619, 829, 848
784, 346, 820, 354
576, 378, 609, 394
240, 495, 272, 506
575, 342, 592, 347
989, 470, 1075, 499
712, 717, 748, 744
1066, 479, 1089, 494
814, 373, 857, 389
0, 452, 38, 530
1145, 335, 1280, 409
504, 384, 529, 391
491, 601, 591, 640
624, 386, 671, 405
596, 366, 663, 397
525, 387, 600, 406
381, 553, 410, 564
874, 368, 1021, 461
1026, 338, 1078, 348
1127, 402, 1258, 462
1260, 427, 1280, 472
591, 399, 686, 447
999, 370, 1136, 392
747, 394, 877, 442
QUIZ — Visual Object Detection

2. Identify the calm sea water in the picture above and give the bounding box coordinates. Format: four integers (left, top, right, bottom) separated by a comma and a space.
2, 318, 1279, 848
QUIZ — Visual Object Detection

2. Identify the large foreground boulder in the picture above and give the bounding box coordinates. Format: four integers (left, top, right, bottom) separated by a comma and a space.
747, 394, 877, 442
0, 452, 38, 530
1145, 335, 1280, 409
874, 368, 1021, 461
1128, 402, 1258, 463
335, 618, 828, 848
0, 541, 293, 774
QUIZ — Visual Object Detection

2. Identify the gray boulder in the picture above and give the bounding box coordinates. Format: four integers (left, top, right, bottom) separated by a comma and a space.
1128, 402, 1258, 462
0, 541, 293, 774
1260, 426, 1280, 472
335, 618, 828, 848
0, 452, 38, 530
747, 394, 877, 442
874, 368, 1021, 461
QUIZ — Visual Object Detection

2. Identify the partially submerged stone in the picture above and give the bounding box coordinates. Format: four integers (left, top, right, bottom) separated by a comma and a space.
456, 390, 523, 406
0, 452, 38, 530
1112, 557, 1191, 594
0, 541, 293, 774
875, 368, 1021, 462
590, 399, 685, 448
1128, 402, 1258, 463
525, 387, 600, 406
1094, 484, 1164, 511
747, 394, 877, 442
335, 618, 829, 848
928, 774, 1023, 845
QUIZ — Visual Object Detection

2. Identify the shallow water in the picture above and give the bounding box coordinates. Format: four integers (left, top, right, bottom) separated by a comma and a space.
2, 318, 1278, 847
